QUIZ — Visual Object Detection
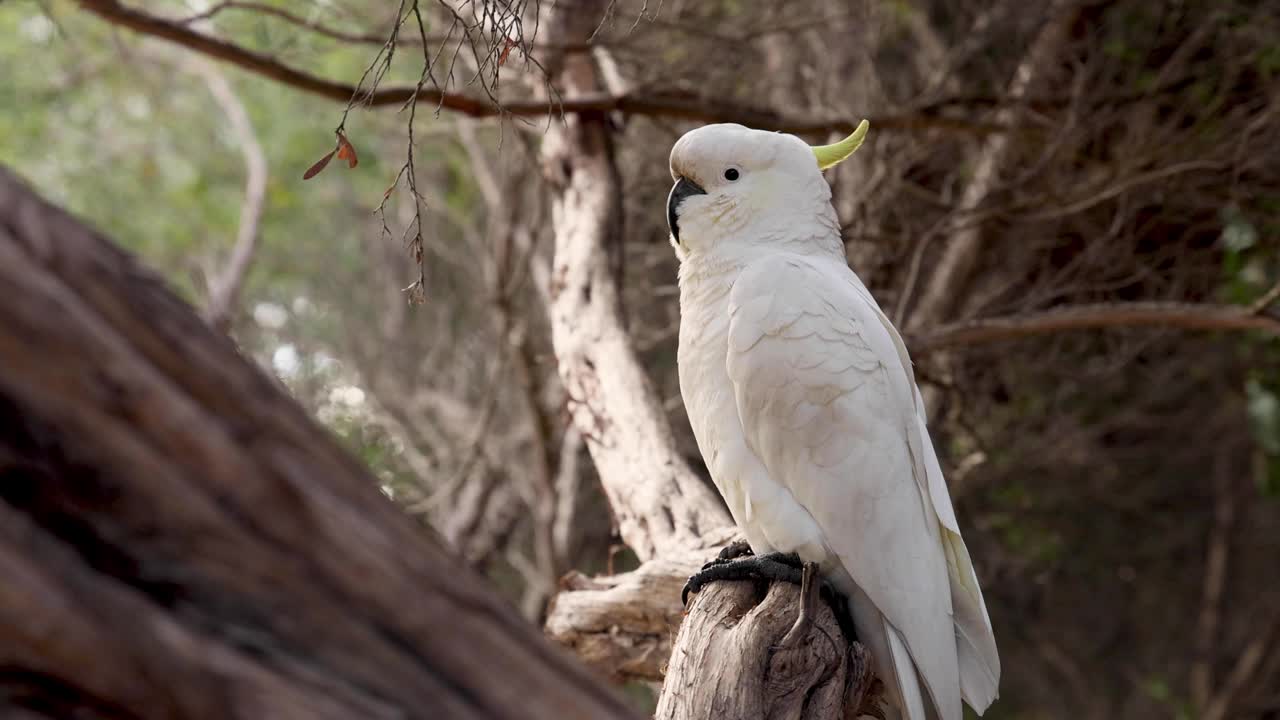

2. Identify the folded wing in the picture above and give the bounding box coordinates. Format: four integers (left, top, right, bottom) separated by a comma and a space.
725, 254, 997, 719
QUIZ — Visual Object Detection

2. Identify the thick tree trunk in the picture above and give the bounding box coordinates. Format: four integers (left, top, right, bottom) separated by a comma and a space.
537, 0, 732, 564
0, 167, 637, 719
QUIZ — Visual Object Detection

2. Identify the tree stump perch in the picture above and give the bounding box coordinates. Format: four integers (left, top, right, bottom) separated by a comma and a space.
657, 578, 881, 720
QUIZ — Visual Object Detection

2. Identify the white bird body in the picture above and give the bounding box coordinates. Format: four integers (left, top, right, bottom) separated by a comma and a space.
669, 123, 999, 720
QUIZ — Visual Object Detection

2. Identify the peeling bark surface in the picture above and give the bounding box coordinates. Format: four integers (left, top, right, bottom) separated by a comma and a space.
537, 0, 731, 562
656, 581, 878, 720
0, 167, 637, 719
545, 543, 725, 682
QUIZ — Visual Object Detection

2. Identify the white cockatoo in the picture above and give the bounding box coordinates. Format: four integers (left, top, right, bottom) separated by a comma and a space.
668, 121, 1000, 720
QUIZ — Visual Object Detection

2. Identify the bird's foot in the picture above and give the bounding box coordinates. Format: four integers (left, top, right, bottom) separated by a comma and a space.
681, 551, 804, 606
698, 539, 755, 571
777, 561, 821, 648
681, 551, 857, 643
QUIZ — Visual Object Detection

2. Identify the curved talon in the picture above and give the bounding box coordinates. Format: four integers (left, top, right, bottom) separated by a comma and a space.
681, 575, 705, 606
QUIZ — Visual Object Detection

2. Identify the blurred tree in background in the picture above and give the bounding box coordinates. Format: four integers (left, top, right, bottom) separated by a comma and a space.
1, 0, 1278, 717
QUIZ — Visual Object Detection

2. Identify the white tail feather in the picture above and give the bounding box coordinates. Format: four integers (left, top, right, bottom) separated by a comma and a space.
887, 623, 930, 720
943, 532, 1001, 712
844, 579, 941, 720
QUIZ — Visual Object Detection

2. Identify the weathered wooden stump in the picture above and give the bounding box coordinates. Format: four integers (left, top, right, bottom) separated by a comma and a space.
657, 578, 881, 720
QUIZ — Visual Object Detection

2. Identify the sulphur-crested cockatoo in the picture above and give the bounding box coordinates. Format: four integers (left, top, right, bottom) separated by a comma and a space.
668, 121, 999, 720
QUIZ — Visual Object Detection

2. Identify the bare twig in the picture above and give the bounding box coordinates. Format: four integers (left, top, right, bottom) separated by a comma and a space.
1191, 450, 1237, 713
905, 0, 1078, 332
76, 0, 1000, 136
1249, 281, 1280, 314
178, 0, 397, 45
187, 59, 267, 332
1202, 609, 1280, 720
908, 301, 1280, 355
417, 348, 509, 512
1023, 161, 1227, 222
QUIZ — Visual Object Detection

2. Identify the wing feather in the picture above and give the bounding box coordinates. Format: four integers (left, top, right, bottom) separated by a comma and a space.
837, 268, 1000, 710
726, 255, 963, 719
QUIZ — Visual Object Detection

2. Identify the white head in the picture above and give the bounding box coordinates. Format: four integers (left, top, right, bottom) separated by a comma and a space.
666, 120, 868, 260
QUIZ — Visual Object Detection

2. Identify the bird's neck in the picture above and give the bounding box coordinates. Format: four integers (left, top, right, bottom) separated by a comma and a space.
678, 232, 846, 294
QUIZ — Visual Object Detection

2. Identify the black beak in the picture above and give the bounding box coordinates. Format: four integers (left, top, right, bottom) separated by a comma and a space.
667, 176, 706, 242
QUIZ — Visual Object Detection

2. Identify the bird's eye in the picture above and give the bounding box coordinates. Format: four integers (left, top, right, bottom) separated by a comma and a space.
724, 168, 740, 181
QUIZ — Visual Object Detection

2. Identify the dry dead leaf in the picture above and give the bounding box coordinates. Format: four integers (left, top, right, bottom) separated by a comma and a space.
303, 150, 336, 180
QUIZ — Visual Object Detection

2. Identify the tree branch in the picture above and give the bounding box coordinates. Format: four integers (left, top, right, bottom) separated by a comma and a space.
905, 0, 1078, 332
178, 0, 394, 46
1191, 450, 1237, 713
1250, 281, 1280, 314
1202, 608, 1280, 720
546, 549, 709, 682
908, 301, 1280, 355
75, 0, 999, 136
190, 58, 267, 332
0, 165, 638, 720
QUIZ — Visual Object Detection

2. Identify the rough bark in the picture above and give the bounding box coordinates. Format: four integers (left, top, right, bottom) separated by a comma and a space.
656, 581, 878, 720
545, 535, 739, 683
546, 545, 880, 720
0, 167, 637, 719
547, 551, 704, 683
536, 0, 731, 562
547, 547, 880, 719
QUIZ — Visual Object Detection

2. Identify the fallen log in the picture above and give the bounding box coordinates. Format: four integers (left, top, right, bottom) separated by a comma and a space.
0, 167, 637, 720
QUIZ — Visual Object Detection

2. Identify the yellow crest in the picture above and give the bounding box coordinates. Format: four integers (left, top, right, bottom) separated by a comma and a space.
812, 119, 870, 170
